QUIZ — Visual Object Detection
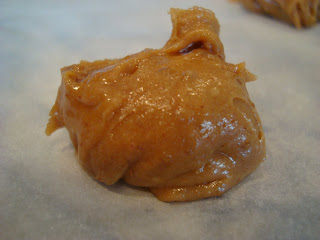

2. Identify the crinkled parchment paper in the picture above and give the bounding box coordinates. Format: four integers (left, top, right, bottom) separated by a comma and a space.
1, 1, 319, 239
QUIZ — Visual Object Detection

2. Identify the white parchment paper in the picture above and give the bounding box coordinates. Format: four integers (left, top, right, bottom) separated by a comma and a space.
1, 0, 319, 239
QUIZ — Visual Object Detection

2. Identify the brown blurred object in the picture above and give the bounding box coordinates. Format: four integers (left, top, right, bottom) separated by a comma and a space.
238, 0, 320, 28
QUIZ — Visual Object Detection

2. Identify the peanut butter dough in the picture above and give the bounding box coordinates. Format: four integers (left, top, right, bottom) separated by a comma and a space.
239, 0, 320, 28
46, 7, 266, 202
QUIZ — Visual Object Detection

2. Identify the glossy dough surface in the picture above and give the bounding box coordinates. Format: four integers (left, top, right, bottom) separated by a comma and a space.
46, 7, 266, 202
239, 0, 320, 28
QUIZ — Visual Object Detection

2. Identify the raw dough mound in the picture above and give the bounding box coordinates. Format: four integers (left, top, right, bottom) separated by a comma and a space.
46, 7, 266, 202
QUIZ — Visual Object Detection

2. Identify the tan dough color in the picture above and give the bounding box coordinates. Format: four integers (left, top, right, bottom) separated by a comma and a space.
239, 0, 320, 28
46, 7, 266, 202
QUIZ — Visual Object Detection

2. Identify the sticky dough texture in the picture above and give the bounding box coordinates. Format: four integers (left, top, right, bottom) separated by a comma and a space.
239, 0, 320, 28
46, 7, 266, 202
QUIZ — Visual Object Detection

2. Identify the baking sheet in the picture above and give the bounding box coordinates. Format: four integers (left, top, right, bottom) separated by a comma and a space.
1, 0, 319, 239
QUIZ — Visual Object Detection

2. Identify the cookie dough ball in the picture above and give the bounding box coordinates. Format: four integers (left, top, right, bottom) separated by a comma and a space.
46, 7, 266, 202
